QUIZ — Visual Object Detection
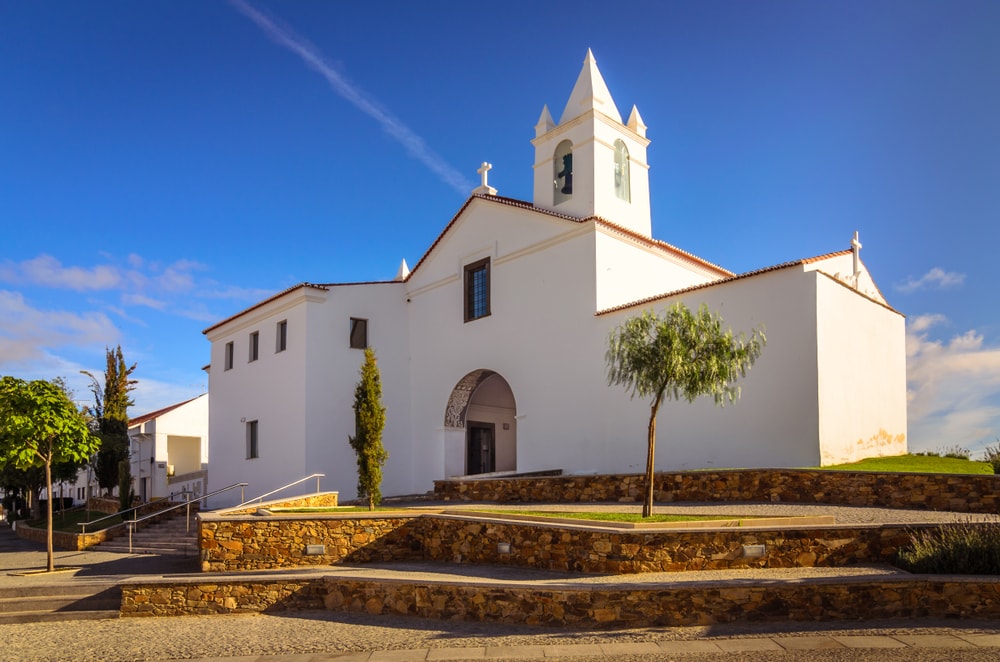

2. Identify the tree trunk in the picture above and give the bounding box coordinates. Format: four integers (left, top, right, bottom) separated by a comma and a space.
45, 461, 54, 573
368, 493, 375, 512
643, 403, 658, 518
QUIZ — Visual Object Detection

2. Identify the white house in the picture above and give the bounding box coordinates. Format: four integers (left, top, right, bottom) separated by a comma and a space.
204, 51, 907, 506
127, 393, 209, 502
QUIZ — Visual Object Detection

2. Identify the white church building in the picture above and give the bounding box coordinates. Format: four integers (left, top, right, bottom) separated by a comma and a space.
204, 51, 907, 505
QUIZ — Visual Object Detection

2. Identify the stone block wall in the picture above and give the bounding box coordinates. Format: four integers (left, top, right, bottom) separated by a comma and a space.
15, 521, 121, 552
220, 491, 339, 515
433, 469, 1000, 513
121, 574, 1000, 625
199, 511, 924, 574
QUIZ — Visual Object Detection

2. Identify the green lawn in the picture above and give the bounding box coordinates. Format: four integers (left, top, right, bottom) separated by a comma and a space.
813, 454, 994, 475
26, 508, 124, 533
473, 510, 751, 523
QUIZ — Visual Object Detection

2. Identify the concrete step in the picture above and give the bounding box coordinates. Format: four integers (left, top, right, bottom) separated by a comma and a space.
0, 584, 121, 624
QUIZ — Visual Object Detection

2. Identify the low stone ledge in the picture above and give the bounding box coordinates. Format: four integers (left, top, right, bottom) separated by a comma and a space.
433, 469, 1000, 513
120, 572, 1000, 626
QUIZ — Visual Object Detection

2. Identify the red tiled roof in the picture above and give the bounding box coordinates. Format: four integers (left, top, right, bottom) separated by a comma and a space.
405, 193, 733, 280
202, 283, 330, 335
594, 249, 900, 317
129, 394, 204, 428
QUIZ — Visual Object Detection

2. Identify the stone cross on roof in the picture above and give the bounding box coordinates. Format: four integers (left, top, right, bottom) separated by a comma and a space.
472, 162, 497, 196
851, 231, 863, 278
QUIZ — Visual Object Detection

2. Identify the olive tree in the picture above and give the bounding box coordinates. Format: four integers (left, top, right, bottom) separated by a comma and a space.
0, 377, 99, 571
606, 303, 765, 517
348, 347, 387, 511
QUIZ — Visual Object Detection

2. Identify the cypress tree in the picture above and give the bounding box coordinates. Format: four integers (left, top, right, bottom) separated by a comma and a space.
348, 347, 387, 511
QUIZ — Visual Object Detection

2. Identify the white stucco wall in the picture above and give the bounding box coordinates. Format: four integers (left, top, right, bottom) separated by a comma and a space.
814, 273, 907, 464
206, 289, 319, 506
594, 226, 721, 311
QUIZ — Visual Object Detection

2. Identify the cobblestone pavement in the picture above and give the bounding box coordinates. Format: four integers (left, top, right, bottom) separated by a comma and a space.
2, 502, 999, 661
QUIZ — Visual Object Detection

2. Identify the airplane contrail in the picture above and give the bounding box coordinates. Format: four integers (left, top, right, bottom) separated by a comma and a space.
230, 0, 474, 195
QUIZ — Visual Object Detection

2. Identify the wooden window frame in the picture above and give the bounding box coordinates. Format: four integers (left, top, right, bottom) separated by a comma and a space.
464, 257, 491, 322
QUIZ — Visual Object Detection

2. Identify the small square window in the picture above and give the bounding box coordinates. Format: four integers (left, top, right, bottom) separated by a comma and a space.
246, 420, 259, 459
464, 257, 491, 322
276, 320, 287, 353
248, 331, 259, 362
224, 341, 234, 371
350, 318, 368, 349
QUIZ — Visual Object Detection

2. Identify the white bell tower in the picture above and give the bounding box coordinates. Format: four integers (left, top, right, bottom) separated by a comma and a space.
532, 49, 652, 237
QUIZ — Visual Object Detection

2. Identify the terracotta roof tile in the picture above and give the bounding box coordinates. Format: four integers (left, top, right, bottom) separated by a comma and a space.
202, 283, 329, 335
595, 249, 900, 317
129, 394, 204, 428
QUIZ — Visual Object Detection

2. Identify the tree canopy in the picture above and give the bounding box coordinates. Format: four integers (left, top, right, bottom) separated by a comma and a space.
606, 303, 765, 516
0, 376, 99, 571
82, 345, 136, 497
348, 347, 388, 511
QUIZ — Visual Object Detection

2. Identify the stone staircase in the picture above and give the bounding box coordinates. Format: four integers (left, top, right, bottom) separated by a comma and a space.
0, 582, 121, 624
90, 511, 199, 557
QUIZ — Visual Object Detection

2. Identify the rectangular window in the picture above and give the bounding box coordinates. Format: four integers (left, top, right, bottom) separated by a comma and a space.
464, 257, 491, 322
246, 420, 259, 459
224, 341, 234, 370
276, 320, 287, 352
349, 317, 368, 349
248, 331, 259, 362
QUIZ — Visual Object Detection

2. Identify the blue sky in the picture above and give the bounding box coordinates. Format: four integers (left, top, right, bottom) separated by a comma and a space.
2, 1, 998, 455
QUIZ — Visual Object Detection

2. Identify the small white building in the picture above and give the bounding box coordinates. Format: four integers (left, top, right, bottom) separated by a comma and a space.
128, 393, 209, 502
204, 51, 907, 506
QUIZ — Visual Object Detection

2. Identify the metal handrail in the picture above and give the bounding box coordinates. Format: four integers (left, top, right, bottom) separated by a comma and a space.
227, 473, 325, 512
125, 482, 248, 553
78, 488, 192, 534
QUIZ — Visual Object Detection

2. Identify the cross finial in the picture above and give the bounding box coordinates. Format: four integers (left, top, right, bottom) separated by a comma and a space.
472, 162, 497, 196
478, 162, 492, 187
851, 231, 863, 277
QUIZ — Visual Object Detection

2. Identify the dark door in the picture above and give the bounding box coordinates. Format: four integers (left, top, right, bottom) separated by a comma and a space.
466, 422, 496, 475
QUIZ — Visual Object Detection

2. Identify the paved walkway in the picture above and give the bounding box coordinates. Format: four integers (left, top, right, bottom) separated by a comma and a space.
3, 502, 1000, 661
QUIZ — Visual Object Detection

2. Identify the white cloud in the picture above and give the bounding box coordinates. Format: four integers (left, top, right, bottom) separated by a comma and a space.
0, 254, 122, 291
895, 267, 965, 294
0, 290, 119, 364
906, 314, 1000, 456
122, 293, 168, 311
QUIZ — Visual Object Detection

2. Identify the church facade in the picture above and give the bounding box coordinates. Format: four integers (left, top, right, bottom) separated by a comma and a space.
204, 51, 907, 505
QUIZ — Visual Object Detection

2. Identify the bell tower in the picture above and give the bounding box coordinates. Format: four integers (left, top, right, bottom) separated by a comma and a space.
532, 50, 651, 236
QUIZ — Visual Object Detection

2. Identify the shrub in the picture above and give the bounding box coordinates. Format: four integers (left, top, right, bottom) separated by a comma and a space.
896, 519, 1000, 574
938, 444, 971, 460
982, 443, 1000, 475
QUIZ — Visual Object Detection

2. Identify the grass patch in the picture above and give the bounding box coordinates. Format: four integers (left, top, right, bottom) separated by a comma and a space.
897, 520, 1000, 574
272, 506, 394, 513
26, 508, 124, 533
471, 509, 751, 523
811, 454, 993, 475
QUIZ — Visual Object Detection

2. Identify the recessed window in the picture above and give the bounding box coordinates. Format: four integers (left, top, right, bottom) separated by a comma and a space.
246, 420, 259, 459
350, 317, 368, 349
614, 139, 630, 202
224, 342, 234, 371
553, 139, 573, 205
276, 320, 287, 353
248, 331, 259, 362
464, 257, 491, 322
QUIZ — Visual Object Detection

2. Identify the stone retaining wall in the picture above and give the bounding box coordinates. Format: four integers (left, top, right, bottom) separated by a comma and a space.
434, 469, 1000, 513
220, 491, 339, 515
121, 574, 1000, 625
14, 521, 122, 551
199, 512, 922, 574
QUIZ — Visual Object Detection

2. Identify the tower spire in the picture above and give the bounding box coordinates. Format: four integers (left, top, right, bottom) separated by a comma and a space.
559, 48, 622, 124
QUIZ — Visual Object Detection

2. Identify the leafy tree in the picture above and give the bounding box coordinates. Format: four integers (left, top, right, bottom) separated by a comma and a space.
606, 303, 765, 517
82, 346, 136, 496
0, 377, 99, 571
348, 347, 388, 511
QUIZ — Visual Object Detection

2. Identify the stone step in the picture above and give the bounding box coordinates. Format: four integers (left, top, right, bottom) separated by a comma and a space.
0, 608, 120, 624
0, 584, 121, 624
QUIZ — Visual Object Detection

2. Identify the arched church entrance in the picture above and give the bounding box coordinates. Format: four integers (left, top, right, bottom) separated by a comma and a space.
443, 370, 516, 477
